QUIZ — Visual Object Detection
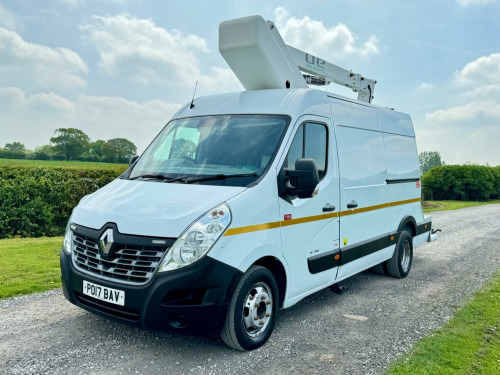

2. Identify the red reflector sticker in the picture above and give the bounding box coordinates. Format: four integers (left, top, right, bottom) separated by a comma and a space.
284, 214, 292, 221
416, 181, 421, 188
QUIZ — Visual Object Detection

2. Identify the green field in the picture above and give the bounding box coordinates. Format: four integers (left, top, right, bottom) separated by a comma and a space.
0, 158, 128, 170
422, 200, 500, 213
0, 237, 63, 299
386, 269, 500, 375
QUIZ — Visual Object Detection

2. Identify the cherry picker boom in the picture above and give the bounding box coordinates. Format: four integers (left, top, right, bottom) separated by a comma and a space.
219, 15, 376, 103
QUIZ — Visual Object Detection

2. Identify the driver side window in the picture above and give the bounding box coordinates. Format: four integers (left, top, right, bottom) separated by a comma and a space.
284, 123, 328, 179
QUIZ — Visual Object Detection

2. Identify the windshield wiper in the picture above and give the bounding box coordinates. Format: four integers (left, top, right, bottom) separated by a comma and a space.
182, 173, 258, 184
129, 174, 172, 181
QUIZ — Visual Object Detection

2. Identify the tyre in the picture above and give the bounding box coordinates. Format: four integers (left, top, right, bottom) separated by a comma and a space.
221, 265, 279, 351
386, 230, 413, 278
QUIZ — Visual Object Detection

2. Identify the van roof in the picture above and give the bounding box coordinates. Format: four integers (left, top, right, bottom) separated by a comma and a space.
172, 88, 411, 133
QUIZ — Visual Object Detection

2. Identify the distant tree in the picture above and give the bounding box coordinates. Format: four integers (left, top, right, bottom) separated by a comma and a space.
33, 145, 54, 160
103, 138, 137, 163
50, 128, 90, 160
89, 140, 107, 160
5, 142, 25, 152
419, 151, 445, 174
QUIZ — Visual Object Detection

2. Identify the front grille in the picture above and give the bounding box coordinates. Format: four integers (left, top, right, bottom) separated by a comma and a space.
75, 291, 140, 322
72, 233, 167, 285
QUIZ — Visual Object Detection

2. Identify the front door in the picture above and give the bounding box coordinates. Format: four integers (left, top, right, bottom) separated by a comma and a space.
277, 117, 340, 304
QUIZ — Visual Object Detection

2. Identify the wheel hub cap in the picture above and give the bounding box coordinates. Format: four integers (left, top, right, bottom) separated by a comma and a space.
242, 282, 273, 338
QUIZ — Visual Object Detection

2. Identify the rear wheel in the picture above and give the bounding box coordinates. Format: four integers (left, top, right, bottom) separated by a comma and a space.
221, 265, 279, 351
386, 230, 413, 278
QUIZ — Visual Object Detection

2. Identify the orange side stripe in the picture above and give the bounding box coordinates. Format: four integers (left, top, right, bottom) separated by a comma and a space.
224, 221, 281, 236
388, 197, 421, 207
223, 198, 421, 236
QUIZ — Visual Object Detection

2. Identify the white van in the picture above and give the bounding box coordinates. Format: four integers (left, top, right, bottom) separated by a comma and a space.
60, 15, 436, 351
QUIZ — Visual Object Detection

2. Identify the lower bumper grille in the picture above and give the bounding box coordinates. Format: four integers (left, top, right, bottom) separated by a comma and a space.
75, 292, 140, 322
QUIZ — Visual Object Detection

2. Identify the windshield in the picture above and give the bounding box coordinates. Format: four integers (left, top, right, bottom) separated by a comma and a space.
130, 115, 290, 186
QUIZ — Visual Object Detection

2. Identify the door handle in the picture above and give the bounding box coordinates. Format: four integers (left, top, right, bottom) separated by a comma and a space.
322, 204, 336, 212
347, 200, 358, 209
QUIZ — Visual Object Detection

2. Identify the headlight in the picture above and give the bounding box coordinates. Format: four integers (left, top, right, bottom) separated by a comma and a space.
62, 219, 73, 255
158, 203, 231, 272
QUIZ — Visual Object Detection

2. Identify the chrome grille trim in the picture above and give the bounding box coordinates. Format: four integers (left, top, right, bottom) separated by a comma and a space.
71, 233, 168, 286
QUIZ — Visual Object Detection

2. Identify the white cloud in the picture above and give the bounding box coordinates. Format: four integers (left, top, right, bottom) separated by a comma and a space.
274, 7, 380, 60
455, 53, 500, 86
425, 100, 500, 123
80, 14, 241, 93
0, 4, 23, 32
461, 83, 500, 98
0, 87, 182, 153
454, 0, 497, 6
416, 124, 500, 166
0, 27, 87, 91
420, 52, 500, 165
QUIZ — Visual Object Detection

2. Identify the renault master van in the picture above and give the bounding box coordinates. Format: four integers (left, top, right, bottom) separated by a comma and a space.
60, 15, 437, 351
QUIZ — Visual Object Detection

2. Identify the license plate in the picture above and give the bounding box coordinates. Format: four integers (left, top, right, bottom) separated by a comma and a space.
83, 280, 125, 306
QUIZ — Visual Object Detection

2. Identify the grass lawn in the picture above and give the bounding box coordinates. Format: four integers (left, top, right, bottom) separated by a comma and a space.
0, 237, 63, 299
422, 200, 500, 213
0, 158, 127, 170
386, 269, 500, 375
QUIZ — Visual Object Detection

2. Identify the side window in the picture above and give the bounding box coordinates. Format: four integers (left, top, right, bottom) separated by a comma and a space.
305, 123, 327, 178
285, 123, 328, 179
285, 125, 304, 170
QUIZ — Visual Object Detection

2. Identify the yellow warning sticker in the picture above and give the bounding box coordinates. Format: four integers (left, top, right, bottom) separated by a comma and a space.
343, 238, 348, 246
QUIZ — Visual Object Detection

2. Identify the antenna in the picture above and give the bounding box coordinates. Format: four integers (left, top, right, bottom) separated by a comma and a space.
190, 81, 198, 109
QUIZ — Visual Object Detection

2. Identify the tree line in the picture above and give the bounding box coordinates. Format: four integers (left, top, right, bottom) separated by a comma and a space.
0, 128, 137, 163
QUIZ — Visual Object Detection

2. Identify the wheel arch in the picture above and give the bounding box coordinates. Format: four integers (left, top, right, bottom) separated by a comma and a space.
252, 256, 287, 308
398, 215, 417, 237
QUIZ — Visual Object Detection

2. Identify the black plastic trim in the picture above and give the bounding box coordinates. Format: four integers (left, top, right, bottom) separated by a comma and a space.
61, 250, 243, 336
340, 231, 400, 266
416, 221, 432, 236
386, 178, 420, 184
73, 223, 177, 250
307, 249, 340, 274
398, 215, 417, 236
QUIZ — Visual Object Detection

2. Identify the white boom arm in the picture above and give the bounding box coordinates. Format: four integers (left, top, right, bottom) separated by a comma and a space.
219, 15, 376, 103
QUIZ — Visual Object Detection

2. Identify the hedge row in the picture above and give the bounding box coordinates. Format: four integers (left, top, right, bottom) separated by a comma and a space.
422, 165, 500, 201
0, 164, 127, 239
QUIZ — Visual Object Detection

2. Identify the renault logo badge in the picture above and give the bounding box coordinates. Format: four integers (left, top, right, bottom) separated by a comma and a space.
99, 228, 114, 255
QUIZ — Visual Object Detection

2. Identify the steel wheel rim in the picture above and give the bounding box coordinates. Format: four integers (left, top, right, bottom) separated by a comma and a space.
401, 239, 411, 272
242, 282, 273, 338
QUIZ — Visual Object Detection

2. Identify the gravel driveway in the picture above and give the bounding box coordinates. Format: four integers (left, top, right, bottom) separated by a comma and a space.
1, 205, 500, 375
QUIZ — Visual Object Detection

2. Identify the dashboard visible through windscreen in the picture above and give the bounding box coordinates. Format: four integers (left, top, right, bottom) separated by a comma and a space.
130, 115, 290, 186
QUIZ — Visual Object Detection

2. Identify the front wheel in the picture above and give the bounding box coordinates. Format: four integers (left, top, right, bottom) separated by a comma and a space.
221, 265, 279, 351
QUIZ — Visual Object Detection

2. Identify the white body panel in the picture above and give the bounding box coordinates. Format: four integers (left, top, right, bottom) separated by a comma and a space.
276, 115, 340, 303
72, 179, 245, 237
72, 88, 433, 310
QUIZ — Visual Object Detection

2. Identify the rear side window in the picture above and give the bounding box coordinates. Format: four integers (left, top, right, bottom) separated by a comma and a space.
285, 123, 328, 179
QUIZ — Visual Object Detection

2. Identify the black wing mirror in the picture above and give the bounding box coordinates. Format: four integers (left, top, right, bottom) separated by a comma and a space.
279, 158, 319, 199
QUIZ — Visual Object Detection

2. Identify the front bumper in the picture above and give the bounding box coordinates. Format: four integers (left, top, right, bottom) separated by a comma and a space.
60, 250, 243, 336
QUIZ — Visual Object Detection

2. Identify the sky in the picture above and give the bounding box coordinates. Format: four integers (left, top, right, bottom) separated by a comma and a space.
0, 0, 499, 165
